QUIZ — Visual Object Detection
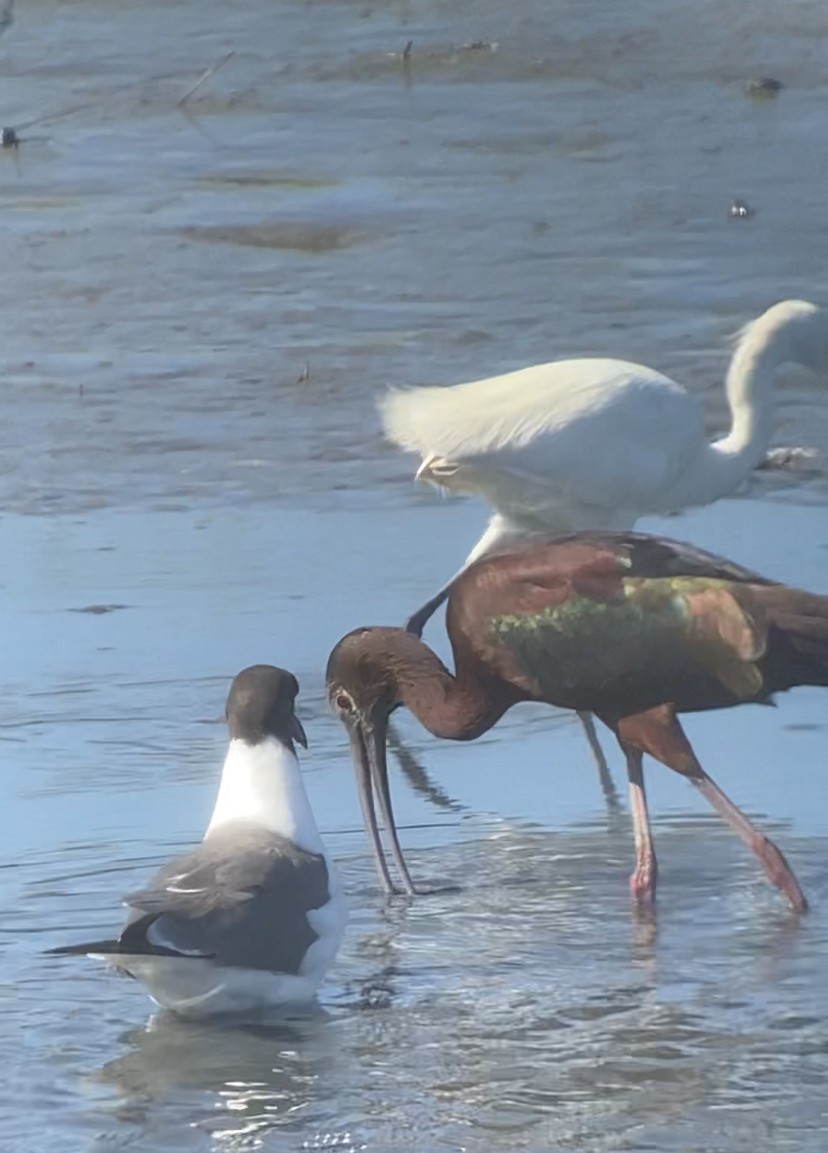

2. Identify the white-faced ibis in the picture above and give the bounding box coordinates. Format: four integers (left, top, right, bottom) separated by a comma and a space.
326, 532, 828, 912
48, 666, 347, 1018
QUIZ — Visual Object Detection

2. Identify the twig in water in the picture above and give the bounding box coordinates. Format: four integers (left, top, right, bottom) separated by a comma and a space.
178, 50, 235, 108
3, 57, 235, 153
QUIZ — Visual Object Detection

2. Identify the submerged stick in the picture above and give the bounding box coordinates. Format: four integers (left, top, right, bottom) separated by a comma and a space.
178, 51, 235, 108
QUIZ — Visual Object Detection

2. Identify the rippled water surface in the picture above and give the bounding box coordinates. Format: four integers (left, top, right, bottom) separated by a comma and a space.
3, 0, 828, 1150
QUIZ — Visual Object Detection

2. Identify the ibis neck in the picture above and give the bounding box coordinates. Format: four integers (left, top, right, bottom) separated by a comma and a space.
389, 637, 515, 741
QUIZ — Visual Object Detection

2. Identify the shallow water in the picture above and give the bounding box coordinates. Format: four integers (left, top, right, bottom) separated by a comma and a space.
3, 0, 828, 1150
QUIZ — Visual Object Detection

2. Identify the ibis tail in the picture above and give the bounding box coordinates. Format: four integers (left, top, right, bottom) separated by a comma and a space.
760, 586, 828, 691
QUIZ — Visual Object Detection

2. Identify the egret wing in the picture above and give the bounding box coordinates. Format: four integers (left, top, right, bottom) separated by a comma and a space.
381, 359, 705, 517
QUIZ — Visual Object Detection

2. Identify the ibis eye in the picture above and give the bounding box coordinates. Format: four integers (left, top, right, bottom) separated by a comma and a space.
335, 692, 352, 711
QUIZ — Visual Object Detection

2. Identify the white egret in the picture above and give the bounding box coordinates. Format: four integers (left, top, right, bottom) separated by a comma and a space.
380, 299, 828, 795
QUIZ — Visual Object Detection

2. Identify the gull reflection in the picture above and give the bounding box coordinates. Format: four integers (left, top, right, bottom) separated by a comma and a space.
94, 1007, 338, 1146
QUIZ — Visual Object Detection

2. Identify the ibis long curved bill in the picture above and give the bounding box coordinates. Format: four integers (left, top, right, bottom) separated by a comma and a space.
343, 709, 417, 895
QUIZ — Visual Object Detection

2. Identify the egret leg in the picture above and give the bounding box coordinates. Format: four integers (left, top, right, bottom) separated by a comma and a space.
578, 711, 620, 809
622, 744, 657, 905
405, 547, 481, 637
405, 587, 450, 638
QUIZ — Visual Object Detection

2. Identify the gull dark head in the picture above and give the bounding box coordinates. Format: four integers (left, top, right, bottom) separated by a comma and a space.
226, 665, 307, 751
326, 627, 425, 895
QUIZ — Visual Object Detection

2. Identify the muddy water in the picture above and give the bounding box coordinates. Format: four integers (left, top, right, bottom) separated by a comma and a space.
2, 0, 828, 1150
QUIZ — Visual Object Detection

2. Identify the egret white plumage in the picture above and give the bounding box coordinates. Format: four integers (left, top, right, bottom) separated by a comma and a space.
380, 300, 828, 790
383, 299, 827, 558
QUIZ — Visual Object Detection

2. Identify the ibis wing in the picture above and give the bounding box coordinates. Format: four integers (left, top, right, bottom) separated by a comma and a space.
449, 533, 775, 711
457, 531, 773, 609
558, 532, 774, 585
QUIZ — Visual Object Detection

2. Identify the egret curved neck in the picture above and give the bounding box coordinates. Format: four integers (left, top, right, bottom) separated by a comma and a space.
718, 338, 778, 462
714, 306, 823, 479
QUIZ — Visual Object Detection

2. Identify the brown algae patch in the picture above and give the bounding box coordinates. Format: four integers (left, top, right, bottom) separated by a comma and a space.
179, 221, 361, 252
198, 171, 337, 191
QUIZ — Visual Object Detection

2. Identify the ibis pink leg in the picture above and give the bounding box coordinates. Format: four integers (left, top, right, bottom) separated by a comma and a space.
622, 744, 657, 905
687, 768, 808, 913
614, 704, 808, 914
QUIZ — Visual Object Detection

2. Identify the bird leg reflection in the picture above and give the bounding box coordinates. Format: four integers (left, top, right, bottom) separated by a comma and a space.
387, 721, 463, 812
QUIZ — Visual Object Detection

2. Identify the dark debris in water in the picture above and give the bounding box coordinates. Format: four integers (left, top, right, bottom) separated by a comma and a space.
358, 981, 394, 1011
758, 446, 820, 472
461, 40, 499, 53
745, 77, 783, 100
69, 604, 130, 615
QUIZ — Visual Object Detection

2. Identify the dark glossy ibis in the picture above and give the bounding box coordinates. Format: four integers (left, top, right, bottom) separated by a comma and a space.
326, 532, 828, 911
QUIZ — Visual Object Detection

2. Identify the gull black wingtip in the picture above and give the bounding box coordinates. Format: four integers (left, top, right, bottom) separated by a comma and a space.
45, 938, 120, 957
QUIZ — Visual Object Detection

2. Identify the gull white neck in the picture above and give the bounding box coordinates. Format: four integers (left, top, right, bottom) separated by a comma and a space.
205, 736, 324, 855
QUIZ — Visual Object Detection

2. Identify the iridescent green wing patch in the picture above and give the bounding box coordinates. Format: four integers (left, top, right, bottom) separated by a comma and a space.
489, 577, 768, 701
606, 577, 768, 699
677, 580, 767, 697
488, 584, 683, 697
